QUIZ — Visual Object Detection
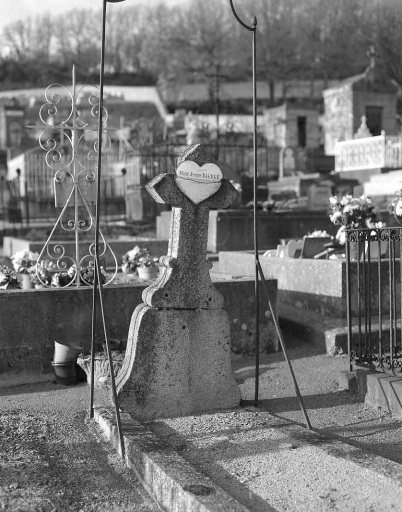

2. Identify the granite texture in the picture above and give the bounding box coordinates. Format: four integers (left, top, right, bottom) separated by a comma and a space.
117, 144, 242, 418
116, 306, 241, 421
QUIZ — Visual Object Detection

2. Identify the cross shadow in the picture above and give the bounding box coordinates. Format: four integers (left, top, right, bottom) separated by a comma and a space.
259, 391, 359, 413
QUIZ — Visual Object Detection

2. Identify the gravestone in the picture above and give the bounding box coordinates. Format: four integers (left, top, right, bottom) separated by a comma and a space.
279, 146, 296, 178
116, 144, 241, 420
307, 181, 333, 211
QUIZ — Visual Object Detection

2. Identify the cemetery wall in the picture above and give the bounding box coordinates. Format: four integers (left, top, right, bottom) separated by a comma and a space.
219, 251, 399, 319
0, 278, 277, 377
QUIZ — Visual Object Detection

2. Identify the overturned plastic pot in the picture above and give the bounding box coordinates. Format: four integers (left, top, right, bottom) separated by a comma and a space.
51, 361, 84, 386
53, 341, 82, 364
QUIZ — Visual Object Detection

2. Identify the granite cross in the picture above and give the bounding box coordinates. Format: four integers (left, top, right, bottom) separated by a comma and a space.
116, 144, 241, 420
143, 144, 238, 309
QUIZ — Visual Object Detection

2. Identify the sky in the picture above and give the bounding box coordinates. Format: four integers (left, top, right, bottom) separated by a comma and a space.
0, 0, 183, 33
1, 0, 102, 30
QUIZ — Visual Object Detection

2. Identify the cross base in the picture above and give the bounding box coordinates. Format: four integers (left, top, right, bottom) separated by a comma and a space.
116, 304, 240, 421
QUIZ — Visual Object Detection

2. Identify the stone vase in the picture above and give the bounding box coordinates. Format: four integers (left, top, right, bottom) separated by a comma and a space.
21, 274, 33, 290
137, 266, 159, 281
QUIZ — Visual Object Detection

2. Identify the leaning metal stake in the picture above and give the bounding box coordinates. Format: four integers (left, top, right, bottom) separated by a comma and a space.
228, 0, 260, 406
257, 259, 312, 430
90, 0, 125, 459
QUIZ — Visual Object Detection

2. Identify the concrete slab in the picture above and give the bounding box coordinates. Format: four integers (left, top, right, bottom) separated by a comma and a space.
94, 406, 251, 512
95, 404, 402, 512
365, 372, 402, 419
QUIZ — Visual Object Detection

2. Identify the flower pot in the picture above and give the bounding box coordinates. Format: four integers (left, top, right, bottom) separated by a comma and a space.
21, 274, 33, 290
53, 341, 82, 364
77, 351, 125, 388
137, 266, 159, 281
51, 361, 80, 386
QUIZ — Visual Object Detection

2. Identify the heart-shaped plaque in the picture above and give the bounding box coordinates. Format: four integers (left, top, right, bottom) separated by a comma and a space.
175, 161, 223, 204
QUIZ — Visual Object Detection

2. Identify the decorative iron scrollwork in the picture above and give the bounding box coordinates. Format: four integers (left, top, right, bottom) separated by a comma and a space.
31, 67, 118, 288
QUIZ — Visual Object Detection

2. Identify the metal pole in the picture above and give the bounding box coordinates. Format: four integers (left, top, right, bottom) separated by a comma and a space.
90, 0, 125, 459
228, 0, 260, 406
24, 181, 30, 227
256, 259, 312, 430
71, 66, 81, 289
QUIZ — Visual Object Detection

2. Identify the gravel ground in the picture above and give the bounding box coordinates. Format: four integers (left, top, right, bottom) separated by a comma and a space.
144, 335, 402, 511
234, 335, 402, 465
0, 382, 160, 512
2, 332, 402, 511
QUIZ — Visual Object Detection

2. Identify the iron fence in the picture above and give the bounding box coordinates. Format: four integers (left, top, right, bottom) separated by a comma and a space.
346, 227, 402, 373
120, 143, 273, 187
1, 143, 273, 224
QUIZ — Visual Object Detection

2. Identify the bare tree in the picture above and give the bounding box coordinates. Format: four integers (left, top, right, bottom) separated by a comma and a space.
366, 0, 402, 86
53, 9, 100, 74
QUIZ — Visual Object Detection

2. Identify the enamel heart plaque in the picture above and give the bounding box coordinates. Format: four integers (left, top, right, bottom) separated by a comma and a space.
175, 161, 223, 204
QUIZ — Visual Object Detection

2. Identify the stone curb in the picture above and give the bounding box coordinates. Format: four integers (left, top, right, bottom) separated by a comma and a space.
278, 304, 348, 355
365, 371, 402, 419
93, 406, 252, 512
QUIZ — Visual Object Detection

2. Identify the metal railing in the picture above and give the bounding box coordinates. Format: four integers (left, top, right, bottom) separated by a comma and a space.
118, 143, 273, 186
346, 227, 402, 372
2, 143, 272, 224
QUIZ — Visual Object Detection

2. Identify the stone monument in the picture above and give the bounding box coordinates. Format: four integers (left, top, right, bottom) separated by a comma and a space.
116, 144, 241, 420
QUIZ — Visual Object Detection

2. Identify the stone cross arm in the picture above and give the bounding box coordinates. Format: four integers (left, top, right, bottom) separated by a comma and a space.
146, 173, 238, 210
143, 144, 239, 310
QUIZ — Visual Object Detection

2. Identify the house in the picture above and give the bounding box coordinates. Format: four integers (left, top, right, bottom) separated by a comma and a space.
263, 101, 322, 149
323, 50, 399, 156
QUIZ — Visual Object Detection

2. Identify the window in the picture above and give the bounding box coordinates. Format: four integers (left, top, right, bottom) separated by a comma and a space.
365, 106, 383, 136
297, 116, 307, 147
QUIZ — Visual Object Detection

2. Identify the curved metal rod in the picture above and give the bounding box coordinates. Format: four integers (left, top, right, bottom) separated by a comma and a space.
229, 0, 259, 407
228, 0, 257, 31
89, 0, 125, 461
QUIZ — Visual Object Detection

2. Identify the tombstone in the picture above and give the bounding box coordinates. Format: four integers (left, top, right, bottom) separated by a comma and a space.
116, 144, 241, 420
301, 237, 332, 259
307, 181, 333, 211
287, 239, 303, 258
279, 146, 296, 178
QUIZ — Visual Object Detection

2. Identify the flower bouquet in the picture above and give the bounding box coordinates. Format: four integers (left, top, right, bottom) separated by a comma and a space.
304, 230, 331, 238
79, 264, 107, 286
0, 266, 20, 290
388, 189, 402, 220
49, 264, 107, 287
329, 194, 384, 245
11, 249, 40, 289
32, 260, 56, 287
11, 249, 39, 275
122, 246, 158, 272
122, 246, 159, 281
